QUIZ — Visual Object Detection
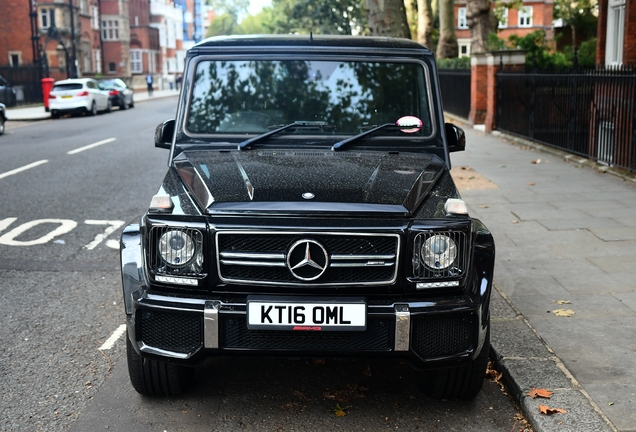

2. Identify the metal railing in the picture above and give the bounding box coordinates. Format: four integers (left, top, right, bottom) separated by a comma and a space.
0, 65, 43, 106
438, 69, 471, 119
496, 65, 636, 172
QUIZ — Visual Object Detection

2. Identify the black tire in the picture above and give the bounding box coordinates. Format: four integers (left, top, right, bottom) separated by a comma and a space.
120, 99, 128, 110
418, 326, 490, 400
129, 97, 134, 108
51, 110, 60, 119
126, 333, 194, 396
0, 116, 5, 135
89, 101, 97, 116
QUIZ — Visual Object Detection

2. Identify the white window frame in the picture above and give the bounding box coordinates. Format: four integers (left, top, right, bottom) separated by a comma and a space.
93, 49, 102, 74
40, 8, 55, 29
457, 7, 468, 29
102, 20, 120, 41
605, 0, 625, 65
8, 51, 22, 67
91, 6, 100, 30
518, 6, 533, 27
497, 7, 509, 29
130, 49, 143, 74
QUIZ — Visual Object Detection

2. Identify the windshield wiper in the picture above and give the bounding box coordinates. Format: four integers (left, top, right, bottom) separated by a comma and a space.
330, 123, 396, 151
238, 121, 333, 151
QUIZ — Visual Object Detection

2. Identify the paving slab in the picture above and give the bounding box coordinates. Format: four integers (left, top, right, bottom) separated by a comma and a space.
450, 124, 635, 431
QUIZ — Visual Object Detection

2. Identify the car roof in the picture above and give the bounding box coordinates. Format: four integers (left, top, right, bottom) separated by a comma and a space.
192, 34, 432, 55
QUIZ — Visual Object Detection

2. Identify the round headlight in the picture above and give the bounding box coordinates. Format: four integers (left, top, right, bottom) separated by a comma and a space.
421, 235, 457, 270
159, 230, 196, 267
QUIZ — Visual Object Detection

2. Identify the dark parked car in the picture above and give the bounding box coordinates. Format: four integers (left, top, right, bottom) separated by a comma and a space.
0, 102, 7, 135
98, 78, 134, 110
121, 35, 495, 400
0, 76, 17, 107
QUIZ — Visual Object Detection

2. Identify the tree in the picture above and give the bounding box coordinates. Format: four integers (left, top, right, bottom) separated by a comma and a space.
206, 0, 250, 21
206, 13, 242, 37
553, 0, 598, 48
366, 0, 410, 38
466, 0, 494, 53
416, 0, 434, 48
436, 0, 458, 58
265, 0, 367, 35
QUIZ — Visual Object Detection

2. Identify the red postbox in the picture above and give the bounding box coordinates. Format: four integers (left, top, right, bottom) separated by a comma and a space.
41, 78, 55, 112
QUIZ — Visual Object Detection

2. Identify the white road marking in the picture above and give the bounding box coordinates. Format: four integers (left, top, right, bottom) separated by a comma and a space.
0, 160, 48, 180
0, 219, 78, 246
99, 324, 127, 350
84, 220, 125, 250
0, 217, 17, 233
67, 138, 117, 155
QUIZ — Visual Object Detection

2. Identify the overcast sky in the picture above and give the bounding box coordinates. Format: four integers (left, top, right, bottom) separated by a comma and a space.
248, 0, 272, 15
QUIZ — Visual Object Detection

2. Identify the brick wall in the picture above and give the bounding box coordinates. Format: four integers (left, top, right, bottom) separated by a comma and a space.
0, 0, 36, 66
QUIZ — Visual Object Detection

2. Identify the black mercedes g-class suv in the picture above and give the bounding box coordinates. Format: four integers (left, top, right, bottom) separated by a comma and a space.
120, 35, 495, 400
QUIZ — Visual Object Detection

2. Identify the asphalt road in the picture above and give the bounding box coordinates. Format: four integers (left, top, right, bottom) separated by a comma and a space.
1, 98, 526, 431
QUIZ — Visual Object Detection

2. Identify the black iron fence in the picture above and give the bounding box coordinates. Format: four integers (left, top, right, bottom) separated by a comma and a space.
497, 65, 636, 172
0, 65, 43, 106
438, 69, 471, 119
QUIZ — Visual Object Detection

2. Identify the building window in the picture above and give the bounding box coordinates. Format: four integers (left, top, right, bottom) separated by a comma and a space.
93, 49, 102, 74
606, 0, 625, 65
91, 7, 100, 29
497, 7, 509, 28
518, 6, 533, 27
102, 20, 120, 40
108, 62, 117, 73
130, 49, 142, 74
80, 0, 89, 15
457, 40, 471, 58
457, 7, 468, 29
40, 8, 55, 29
9, 52, 22, 67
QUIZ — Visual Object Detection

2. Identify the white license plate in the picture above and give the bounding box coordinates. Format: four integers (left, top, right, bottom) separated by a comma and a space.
247, 297, 366, 331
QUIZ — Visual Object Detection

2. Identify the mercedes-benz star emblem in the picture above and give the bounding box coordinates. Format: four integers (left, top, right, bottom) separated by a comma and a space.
286, 239, 329, 281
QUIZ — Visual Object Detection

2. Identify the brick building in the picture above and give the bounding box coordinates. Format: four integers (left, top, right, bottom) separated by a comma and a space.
454, 0, 555, 57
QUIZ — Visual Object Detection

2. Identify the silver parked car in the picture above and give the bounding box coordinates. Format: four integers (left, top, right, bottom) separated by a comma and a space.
0, 102, 6, 135
49, 78, 111, 118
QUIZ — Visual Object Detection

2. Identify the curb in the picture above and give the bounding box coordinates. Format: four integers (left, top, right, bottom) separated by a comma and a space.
489, 284, 616, 431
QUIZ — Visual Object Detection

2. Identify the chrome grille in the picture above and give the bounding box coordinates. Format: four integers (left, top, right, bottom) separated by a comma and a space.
412, 231, 467, 280
216, 231, 400, 286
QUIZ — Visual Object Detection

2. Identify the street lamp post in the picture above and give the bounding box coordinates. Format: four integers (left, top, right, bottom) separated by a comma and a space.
69, 0, 77, 78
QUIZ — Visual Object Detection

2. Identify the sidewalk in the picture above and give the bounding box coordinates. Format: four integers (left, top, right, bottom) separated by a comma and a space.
453, 125, 636, 431
5, 89, 179, 121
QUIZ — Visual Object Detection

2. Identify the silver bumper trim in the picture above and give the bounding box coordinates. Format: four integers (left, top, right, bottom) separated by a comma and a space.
394, 304, 410, 351
204, 301, 221, 348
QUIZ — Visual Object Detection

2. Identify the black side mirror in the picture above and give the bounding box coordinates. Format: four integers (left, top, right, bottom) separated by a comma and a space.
445, 122, 466, 153
155, 119, 175, 149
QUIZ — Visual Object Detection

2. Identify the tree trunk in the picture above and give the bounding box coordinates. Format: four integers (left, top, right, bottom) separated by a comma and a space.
437, 0, 458, 59
404, 0, 418, 39
417, 0, 434, 48
466, 0, 493, 54
366, 0, 411, 38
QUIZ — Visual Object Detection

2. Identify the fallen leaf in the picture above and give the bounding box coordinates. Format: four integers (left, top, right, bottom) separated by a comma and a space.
528, 388, 554, 399
479, 205, 490, 208
609, 402, 614, 406
553, 309, 575, 317
539, 405, 567, 415
512, 220, 519, 224
531, 159, 542, 164
332, 403, 350, 417
526, 182, 537, 186
556, 300, 571, 305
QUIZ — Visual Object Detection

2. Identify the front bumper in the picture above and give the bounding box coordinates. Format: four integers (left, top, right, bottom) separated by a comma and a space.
126, 292, 486, 369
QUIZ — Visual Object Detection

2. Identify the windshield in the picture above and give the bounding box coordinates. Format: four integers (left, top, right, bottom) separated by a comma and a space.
186, 59, 433, 139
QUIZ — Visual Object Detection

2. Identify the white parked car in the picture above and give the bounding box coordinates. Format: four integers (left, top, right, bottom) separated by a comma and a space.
49, 78, 111, 118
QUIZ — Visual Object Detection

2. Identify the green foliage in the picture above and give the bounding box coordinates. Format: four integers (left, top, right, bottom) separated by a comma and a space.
507, 30, 597, 69
576, 37, 597, 67
553, 0, 598, 44
487, 33, 506, 51
206, 13, 242, 37
264, 0, 368, 35
206, 0, 250, 21
436, 57, 471, 69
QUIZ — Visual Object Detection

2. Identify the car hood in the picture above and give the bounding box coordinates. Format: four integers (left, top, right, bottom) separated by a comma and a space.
172, 150, 446, 216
